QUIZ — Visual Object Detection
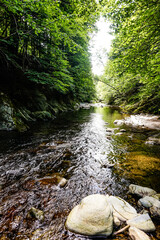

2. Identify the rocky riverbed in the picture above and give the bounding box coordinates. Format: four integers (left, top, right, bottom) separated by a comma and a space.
0, 106, 160, 239
66, 184, 160, 239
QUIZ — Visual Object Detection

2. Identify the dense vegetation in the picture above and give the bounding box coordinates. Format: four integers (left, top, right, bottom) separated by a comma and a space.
0, 0, 159, 132
0, 0, 98, 103
100, 0, 160, 114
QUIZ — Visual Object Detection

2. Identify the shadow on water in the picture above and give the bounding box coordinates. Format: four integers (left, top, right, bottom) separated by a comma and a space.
0, 106, 160, 239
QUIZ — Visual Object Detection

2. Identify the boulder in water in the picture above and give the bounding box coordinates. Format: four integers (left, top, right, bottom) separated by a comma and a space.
108, 196, 137, 222
127, 213, 156, 232
138, 196, 160, 209
129, 226, 151, 240
129, 184, 157, 197
66, 194, 113, 236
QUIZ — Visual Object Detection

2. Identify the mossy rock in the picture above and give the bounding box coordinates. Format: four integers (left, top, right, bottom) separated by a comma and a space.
33, 111, 53, 120
0, 93, 16, 130
13, 116, 29, 132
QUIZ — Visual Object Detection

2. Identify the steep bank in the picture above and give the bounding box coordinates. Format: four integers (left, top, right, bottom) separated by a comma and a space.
0, 88, 77, 132
0, 0, 99, 131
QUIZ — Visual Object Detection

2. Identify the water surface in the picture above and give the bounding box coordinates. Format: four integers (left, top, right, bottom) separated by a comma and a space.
0, 106, 160, 239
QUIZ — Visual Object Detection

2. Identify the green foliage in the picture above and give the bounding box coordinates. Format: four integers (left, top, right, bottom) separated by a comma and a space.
0, 0, 99, 102
102, 0, 160, 113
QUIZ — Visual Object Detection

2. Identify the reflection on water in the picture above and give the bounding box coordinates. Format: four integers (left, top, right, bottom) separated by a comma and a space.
0, 106, 160, 239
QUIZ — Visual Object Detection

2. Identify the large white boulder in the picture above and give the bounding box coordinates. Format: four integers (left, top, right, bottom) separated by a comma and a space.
108, 196, 137, 222
65, 194, 113, 236
127, 213, 156, 232
129, 184, 157, 197
129, 227, 151, 240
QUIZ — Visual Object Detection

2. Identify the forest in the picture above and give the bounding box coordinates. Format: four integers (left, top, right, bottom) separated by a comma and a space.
0, 0, 160, 131
100, 0, 160, 114
0, 1, 160, 239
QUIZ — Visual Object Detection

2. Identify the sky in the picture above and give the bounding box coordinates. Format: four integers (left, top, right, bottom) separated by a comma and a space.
89, 17, 114, 76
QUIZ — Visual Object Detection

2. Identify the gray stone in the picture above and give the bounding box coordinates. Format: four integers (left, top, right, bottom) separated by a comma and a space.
138, 196, 160, 209
129, 184, 157, 197
115, 132, 123, 136
127, 213, 156, 232
120, 129, 127, 132
114, 120, 124, 126
152, 193, 160, 200
145, 137, 160, 145
129, 227, 151, 240
66, 194, 113, 236
108, 196, 137, 222
106, 128, 114, 133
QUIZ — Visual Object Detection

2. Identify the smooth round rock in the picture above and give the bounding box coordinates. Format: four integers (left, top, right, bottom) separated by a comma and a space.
108, 196, 137, 221
127, 213, 156, 232
66, 194, 113, 236
129, 184, 157, 197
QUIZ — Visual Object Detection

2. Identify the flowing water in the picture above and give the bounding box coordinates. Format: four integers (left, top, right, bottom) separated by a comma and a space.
0, 106, 160, 239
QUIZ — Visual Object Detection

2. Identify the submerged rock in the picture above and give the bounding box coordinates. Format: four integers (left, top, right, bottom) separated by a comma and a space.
129, 227, 151, 240
114, 120, 124, 126
120, 129, 127, 132
145, 137, 160, 145
108, 196, 137, 222
114, 115, 160, 130
28, 207, 44, 221
129, 184, 157, 197
66, 194, 113, 236
58, 177, 67, 187
38, 175, 67, 187
127, 213, 155, 232
115, 132, 123, 136
106, 128, 114, 132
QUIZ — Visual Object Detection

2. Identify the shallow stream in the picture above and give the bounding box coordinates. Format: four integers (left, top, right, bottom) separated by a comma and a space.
0, 106, 160, 239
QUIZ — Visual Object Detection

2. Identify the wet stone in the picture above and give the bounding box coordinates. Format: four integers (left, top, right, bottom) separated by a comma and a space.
138, 196, 160, 209
38, 175, 67, 188
127, 213, 156, 232
66, 194, 113, 237
108, 196, 138, 222
129, 184, 157, 197
27, 207, 44, 222
129, 226, 151, 240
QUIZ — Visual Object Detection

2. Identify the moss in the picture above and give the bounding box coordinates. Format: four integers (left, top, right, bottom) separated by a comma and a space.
13, 117, 29, 132
33, 111, 53, 120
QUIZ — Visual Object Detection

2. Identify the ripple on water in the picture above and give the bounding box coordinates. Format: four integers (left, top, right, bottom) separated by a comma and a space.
0, 107, 160, 239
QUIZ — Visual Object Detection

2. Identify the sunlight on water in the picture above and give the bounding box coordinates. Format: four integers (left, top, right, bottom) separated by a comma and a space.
0, 106, 160, 239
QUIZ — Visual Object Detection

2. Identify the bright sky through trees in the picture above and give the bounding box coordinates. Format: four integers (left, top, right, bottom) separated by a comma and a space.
89, 17, 114, 76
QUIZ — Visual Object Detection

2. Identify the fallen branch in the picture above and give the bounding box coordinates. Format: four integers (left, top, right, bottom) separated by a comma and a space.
112, 225, 130, 236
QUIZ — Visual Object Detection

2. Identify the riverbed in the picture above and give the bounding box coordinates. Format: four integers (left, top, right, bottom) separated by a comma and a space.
0, 106, 160, 239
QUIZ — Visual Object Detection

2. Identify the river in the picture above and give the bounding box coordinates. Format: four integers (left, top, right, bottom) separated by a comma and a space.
0, 105, 160, 239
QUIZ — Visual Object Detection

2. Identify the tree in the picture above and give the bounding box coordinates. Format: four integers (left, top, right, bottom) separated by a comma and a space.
102, 0, 160, 113
0, 0, 99, 102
